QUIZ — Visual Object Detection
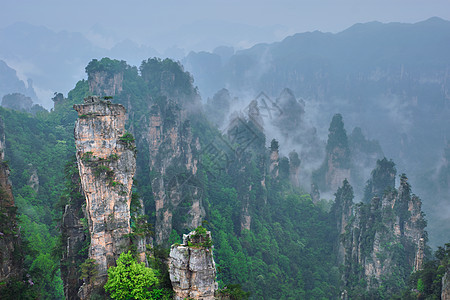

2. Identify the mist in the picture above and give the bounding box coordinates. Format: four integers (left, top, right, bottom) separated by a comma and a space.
1, 1, 450, 248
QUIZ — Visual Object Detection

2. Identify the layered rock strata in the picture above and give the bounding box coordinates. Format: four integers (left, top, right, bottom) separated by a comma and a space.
169, 230, 218, 300
73, 96, 136, 297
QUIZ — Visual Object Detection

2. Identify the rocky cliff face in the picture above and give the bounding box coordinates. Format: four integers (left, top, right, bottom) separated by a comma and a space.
88, 71, 123, 96
0, 117, 21, 285
332, 179, 354, 266
269, 142, 279, 179
73, 96, 136, 297
147, 99, 204, 245
313, 114, 351, 193
338, 171, 426, 294
60, 161, 88, 300
325, 150, 351, 192
169, 229, 218, 300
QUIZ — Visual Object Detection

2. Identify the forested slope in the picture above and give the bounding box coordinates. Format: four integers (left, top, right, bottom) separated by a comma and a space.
0, 57, 448, 299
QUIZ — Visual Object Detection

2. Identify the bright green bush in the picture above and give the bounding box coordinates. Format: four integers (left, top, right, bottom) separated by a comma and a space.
104, 251, 161, 300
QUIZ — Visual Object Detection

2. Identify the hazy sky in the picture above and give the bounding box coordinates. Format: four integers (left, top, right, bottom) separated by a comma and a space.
2, 0, 450, 52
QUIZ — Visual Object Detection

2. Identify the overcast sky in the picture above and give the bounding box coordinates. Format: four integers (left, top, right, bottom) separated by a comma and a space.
2, 0, 450, 52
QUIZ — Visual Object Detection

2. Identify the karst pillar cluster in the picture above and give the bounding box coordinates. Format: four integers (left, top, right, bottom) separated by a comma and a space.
73, 96, 136, 295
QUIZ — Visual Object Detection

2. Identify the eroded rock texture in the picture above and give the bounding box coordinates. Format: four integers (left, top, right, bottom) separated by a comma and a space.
74, 96, 136, 297
147, 99, 204, 245
337, 172, 426, 293
88, 71, 123, 97
169, 230, 218, 300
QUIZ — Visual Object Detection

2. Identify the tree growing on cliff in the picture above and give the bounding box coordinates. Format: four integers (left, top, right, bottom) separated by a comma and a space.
363, 157, 396, 203
312, 113, 351, 190
104, 251, 162, 300
326, 113, 351, 168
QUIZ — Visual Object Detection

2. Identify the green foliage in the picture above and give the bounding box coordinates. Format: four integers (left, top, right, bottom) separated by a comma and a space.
312, 113, 351, 190
363, 158, 396, 202
140, 58, 195, 96
218, 284, 251, 300
85, 58, 128, 77
81, 151, 93, 162
79, 258, 98, 283
416, 278, 425, 293
93, 164, 114, 179
109, 153, 119, 161
120, 132, 135, 143
396, 242, 450, 299
198, 146, 339, 298
168, 229, 182, 245
326, 113, 351, 168
0, 275, 39, 299
130, 215, 154, 238
104, 251, 161, 300
270, 139, 279, 152
0, 105, 75, 298
187, 225, 213, 249
119, 132, 136, 150
2, 55, 433, 300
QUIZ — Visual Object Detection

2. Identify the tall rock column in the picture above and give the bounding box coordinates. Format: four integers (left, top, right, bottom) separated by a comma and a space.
169, 228, 218, 300
332, 179, 354, 265
313, 113, 351, 192
147, 100, 203, 245
73, 96, 136, 296
339, 171, 427, 295
269, 139, 280, 179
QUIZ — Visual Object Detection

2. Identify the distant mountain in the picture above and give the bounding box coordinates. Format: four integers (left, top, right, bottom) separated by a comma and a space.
0, 60, 37, 100
0, 22, 101, 107
183, 17, 450, 247
185, 17, 450, 166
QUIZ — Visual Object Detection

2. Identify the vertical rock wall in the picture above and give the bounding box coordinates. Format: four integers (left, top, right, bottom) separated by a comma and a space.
73, 96, 136, 296
147, 100, 203, 245
60, 163, 87, 300
0, 117, 21, 285
88, 71, 123, 97
169, 230, 218, 300
339, 175, 427, 292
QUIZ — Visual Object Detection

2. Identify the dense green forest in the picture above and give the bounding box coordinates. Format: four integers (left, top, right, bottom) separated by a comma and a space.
0, 57, 448, 299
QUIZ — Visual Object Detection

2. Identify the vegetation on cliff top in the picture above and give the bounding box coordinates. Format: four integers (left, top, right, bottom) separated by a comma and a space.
0, 56, 447, 299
